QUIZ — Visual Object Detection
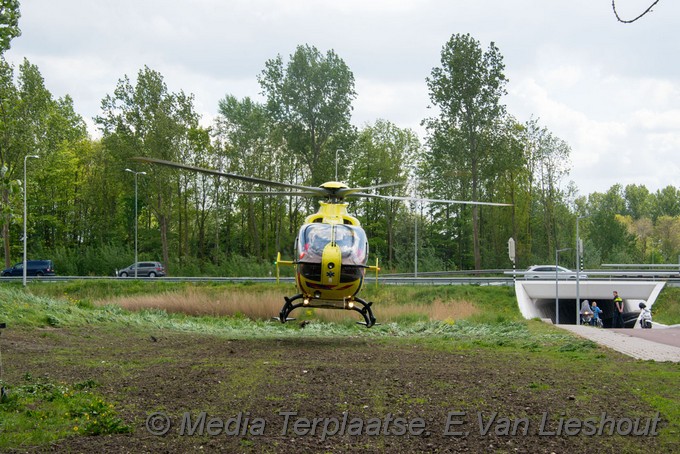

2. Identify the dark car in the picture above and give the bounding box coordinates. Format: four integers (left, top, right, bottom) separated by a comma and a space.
1, 260, 55, 276
117, 261, 166, 277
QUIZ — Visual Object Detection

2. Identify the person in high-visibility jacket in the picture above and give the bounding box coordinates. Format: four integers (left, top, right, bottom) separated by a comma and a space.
613, 290, 624, 328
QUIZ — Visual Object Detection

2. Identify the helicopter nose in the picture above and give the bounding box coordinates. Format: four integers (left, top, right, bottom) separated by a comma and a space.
321, 244, 342, 286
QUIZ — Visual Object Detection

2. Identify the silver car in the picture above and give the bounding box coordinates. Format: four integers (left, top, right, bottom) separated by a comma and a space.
524, 265, 587, 280
118, 261, 166, 277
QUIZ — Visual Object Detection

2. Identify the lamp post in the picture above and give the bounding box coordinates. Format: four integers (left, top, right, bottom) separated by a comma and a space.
125, 169, 146, 278
23, 155, 39, 287
414, 200, 418, 278
335, 149, 344, 181
412, 179, 420, 278
575, 216, 587, 325
555, 247, 570, 324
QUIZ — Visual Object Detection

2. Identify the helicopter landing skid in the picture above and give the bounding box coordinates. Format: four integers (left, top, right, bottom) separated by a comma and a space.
351, 296, 377, 327
277, 294, 377, 328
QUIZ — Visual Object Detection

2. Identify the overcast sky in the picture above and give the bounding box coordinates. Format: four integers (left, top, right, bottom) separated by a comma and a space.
4, 0, 678, 196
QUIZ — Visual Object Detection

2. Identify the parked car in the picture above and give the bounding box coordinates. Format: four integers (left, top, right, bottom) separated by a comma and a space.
117, 261, 166, 277
1, 260, 55, 277
524, 265, 588, 280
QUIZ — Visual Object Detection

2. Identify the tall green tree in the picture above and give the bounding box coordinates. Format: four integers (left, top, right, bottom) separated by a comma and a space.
258, 44, 356, 185
651, 185, 680, 220
0, 0, 20, 54
624, 184, 651, 219
0, 59, 54, 267
214, 94, 285, 259
652, 216, 680, 263
424, 33, 508, 269
32, 94, 89, 250
351, 119, 419, 269
587, 185, 636, 263
480, 116, 529, 268
96, 66, 201, 270
514, 118, 572, 264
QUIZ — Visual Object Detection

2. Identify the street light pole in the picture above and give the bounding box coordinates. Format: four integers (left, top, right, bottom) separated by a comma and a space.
412, 179, 420, 278
555, 247, 570, 325
125, 169, 146, 278
23, 155, 39, 287
335, 149, 344, 181
575, 216, 587, 325
414, 200, 418, 278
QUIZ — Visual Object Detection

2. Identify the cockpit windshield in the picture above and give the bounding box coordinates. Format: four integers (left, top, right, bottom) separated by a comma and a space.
297, 224, 368, 266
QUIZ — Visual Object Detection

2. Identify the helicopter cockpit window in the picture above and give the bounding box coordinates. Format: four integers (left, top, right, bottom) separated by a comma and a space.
298, 224, 331, 263
335, 225, 368, 265
297, 224, 368, 266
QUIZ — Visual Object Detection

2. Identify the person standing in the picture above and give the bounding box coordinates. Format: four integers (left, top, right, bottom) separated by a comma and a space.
591, 301, 603, 327
613, 290, 624, 328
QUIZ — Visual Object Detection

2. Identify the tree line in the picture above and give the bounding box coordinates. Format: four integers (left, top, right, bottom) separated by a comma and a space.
0, 7, 676, 275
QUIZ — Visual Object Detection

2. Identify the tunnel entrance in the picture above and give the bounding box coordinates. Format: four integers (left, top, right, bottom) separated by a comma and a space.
535, 298, 579, 325
533, 298, 639, 328
515, 280, 663, 328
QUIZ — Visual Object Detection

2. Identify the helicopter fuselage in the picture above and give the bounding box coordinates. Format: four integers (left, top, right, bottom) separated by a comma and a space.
294, 201, 368, 305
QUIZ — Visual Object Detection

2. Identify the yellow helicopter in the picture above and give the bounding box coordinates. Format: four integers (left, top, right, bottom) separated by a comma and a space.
132, 157, 511, 327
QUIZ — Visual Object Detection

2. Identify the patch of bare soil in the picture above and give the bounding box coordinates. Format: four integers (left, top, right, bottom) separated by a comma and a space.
0, 326, 670, 453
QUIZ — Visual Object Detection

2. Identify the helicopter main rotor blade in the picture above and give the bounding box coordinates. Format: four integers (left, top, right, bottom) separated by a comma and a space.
336, 182, 404, 198
235, 190, 322, 197
353, 193, 513, 207
132, 157, 327, 195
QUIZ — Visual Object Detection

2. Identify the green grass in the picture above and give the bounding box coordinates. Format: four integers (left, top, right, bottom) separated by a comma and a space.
0, 375, 129, 449
0, 283, 537, 449
651, 287, 680, 325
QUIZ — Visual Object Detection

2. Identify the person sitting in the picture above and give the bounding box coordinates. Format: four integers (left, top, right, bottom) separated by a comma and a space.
639, 302, 652, 329
590, 301, 603, 327
580, 300, 593, 325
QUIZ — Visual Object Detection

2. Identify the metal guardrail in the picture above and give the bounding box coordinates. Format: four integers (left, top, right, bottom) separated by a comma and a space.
0, 275, 292, 283
3, 273, 680, 287
0, 275, 514, 286
602, 263, 680, 269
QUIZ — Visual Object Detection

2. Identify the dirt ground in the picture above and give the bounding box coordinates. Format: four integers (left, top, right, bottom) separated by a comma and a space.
0, 325, 674, 453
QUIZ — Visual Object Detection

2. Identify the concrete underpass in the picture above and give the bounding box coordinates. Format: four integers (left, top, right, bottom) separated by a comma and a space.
515, 280, 665, 327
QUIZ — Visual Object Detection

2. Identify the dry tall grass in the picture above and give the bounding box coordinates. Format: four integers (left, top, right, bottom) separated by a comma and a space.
97, 288, 481, 323
99, 287, 283, 320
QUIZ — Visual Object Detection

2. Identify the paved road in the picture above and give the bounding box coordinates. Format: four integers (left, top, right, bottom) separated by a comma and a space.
611, 325, 680, 348
557, 324, 680, 362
